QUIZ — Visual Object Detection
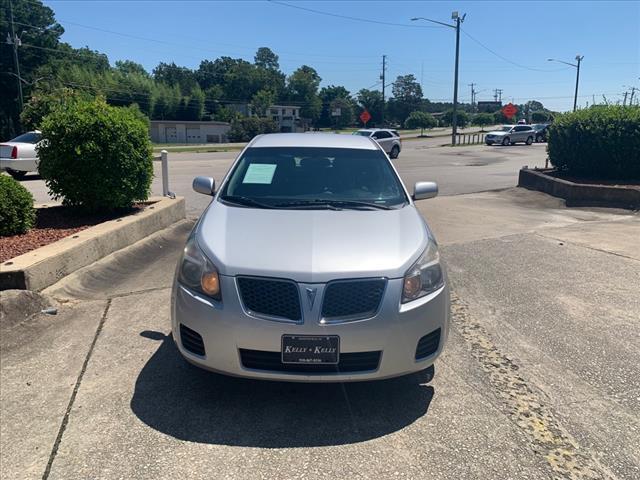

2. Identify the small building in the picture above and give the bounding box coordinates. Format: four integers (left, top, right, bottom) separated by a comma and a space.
150, 120, 231, 144
228, 103, 309, 133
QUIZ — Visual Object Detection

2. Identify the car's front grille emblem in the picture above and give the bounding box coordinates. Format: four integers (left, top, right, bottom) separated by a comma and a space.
305, 287, 317, 309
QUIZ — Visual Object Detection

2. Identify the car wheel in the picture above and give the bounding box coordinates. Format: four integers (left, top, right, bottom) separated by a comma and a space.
6, 168, 27, 180
390, 145, 400, 159
526, 136, 533, 145
535, 134, 543, 143
501, 137, 510, 146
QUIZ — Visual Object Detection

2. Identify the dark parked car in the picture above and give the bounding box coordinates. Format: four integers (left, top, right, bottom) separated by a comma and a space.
531, 124, 550, 143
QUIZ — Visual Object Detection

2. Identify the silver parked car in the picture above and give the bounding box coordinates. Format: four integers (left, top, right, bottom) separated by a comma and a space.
172, 133, 449, 382
0, 130, 42, 179
353, 128, 402, 158
485, 125, 535, 146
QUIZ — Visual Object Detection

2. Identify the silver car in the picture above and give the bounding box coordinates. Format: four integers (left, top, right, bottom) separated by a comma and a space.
485, 125, 535, 146
171, 133, 449, 382
353, 129, 402, 158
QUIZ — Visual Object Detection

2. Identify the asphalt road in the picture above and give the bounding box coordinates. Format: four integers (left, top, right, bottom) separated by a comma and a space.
3, 140, 639, 479
17, 139, 548, 217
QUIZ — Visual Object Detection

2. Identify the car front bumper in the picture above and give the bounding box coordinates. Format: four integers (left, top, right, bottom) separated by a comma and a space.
171, 275, 450, 382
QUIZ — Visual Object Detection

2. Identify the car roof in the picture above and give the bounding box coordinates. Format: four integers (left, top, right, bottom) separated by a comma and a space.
250, 133, 377, 150
357, 128, 394, 132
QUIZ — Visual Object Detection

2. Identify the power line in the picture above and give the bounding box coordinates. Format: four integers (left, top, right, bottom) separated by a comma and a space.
268, 0, 446, 29
461, 28, 572, 73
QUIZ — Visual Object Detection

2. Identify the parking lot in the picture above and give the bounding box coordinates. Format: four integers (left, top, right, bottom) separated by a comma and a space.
2, 142, 639, 479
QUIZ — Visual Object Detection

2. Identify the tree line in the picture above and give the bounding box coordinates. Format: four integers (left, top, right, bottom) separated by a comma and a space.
1, 0, 555, 140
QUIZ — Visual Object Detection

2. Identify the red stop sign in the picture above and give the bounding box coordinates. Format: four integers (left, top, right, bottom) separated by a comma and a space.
360, 110, 371, 125
502, 103, 518, 119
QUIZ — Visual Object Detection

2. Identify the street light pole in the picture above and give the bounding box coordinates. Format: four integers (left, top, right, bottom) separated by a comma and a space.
548, 55, 584, 111
411, 12, 466, 145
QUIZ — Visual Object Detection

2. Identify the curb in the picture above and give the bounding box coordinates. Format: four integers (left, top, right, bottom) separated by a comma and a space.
518, 168, 640, 210
0, 196, 186, 291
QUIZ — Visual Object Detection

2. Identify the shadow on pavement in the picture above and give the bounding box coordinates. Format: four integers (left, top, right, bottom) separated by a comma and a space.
131, 332, 434, 447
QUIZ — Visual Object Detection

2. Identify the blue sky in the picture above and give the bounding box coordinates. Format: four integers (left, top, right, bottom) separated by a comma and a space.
45, 0, 639, 111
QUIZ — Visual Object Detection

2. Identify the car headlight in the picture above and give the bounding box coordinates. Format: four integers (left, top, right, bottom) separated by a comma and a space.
178, 232, 221, 301
402, 240, 444, 303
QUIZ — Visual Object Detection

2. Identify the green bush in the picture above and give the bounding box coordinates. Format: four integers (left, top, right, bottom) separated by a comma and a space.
37, 98, 153, 212
547, 105, 640, 179
404, 111, 436, 134
228, 117, 279, 142
0, 175, 36, 236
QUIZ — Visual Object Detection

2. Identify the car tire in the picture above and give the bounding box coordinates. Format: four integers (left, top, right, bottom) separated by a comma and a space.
526, 136, 533, 145
6, 168, 27, 180
390, 145, 400, 159
501, 137, 510, 146
535, 134, 543, 143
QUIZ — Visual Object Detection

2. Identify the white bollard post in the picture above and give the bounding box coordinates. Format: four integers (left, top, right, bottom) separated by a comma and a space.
161, 150, 169, 197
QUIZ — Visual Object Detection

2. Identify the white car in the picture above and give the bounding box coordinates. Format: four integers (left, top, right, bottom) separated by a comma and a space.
353, 129, 402, 159
484, 125, 535, 146
0, 131, 42, 179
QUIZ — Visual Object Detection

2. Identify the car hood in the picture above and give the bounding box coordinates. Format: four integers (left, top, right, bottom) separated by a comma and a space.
196, 201, 430, 283
486, 131, 508, 136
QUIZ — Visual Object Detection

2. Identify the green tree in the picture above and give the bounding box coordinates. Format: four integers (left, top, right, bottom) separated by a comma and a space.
404, 111, 436, 135
356, 89, 384, 125
152, 62, 197, 95
441, 110, 469, 128
251, 88, 276, 117
319, 85, 352, 128
254, 47, 279, 70
115, 60, 149, 77
329, 97, 354, 129
20, 87, 84, 130
0, 0, 64, 139
388, 74, 423, 124
473, 113, 494, 130
287, 66, 322, 123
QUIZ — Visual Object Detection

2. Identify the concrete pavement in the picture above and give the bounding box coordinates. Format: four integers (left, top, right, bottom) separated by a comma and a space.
2, 185, 638, 479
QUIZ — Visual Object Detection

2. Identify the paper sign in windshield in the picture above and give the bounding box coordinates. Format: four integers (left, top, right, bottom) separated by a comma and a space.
243, 163, 277, 184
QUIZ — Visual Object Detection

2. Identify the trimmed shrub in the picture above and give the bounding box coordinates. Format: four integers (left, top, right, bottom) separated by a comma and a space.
404, 111, 436, 134
37, 98, 153, 212
228, 117, 279, 142
548, 106, 640, 179
0, 175, 36, 236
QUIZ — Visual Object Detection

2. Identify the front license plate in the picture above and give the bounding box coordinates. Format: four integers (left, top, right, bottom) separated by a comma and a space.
281, 335, 339, 364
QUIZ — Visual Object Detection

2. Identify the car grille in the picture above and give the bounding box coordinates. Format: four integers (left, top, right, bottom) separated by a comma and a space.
239, 349, 382, 373
321, 279, 386, 321
180, 324, 206, 356
415, 328, 441, 360
237, 276, 302, 321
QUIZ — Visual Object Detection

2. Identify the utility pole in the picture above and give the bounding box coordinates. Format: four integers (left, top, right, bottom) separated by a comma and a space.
548, 55, 583, 111
8, 0, 24, 113
630, 87, 637, 106
623, 91, 629, 106
380, 54, 386, 126
468, 83, 476, 112
411, 11, 466, 146
497, 89, 503, 103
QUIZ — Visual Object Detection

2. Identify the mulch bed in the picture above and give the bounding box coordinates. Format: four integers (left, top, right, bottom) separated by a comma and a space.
0, 204, 147, 263
546, 171, 640, 187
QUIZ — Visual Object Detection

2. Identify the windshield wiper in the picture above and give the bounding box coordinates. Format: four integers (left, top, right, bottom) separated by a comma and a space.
275, 199, 392, 210
219, 195, 275, 209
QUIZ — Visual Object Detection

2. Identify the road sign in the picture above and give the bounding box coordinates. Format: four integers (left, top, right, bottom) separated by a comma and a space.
502, 103, 518, 119
360, 110, 371, 125
331, 108, 341, 117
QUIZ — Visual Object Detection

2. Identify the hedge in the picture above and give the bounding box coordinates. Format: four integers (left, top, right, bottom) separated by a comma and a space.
0, 175, 36, 236
547, 106, 640, 179
228, 117, 279, 142
37, 98, 153, 212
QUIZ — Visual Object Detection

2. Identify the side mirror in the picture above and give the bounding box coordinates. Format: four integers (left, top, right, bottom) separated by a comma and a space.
413, 181, 438, 201
192, 176, 215, 196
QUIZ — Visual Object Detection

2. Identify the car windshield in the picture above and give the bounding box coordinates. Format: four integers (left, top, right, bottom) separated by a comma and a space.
10, 132, 42, 143
499, 126, 513, 132
352, 131, 372, 136
219, 147, 407, 209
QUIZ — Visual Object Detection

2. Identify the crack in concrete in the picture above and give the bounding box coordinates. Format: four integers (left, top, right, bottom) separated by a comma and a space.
450, 292, 617, 480
41, 299, 112, 480
534, 232, 640, 263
